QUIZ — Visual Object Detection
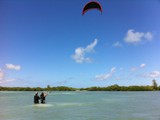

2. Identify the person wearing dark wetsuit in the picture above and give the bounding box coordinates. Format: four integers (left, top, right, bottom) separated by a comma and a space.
40, 92, 47, 104
34, 92, 40, 104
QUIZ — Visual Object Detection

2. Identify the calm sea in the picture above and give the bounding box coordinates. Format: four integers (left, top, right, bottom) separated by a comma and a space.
0, 91, 160, 120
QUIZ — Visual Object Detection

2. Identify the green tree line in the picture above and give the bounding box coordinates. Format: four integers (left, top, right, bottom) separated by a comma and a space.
0, 80, 159, 91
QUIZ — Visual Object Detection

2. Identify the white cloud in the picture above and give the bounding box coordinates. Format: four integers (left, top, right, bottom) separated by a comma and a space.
5, 64, 21, 70
85, 39, 98, 52
72, 39, 98, 63
0, 78, 16, 84
143, 71, 160, 78
95, 67, 116, 81
0, 69, 5, 80
124, 29, 144, 43
144, 32, 153, 41
130, 63, 146, 72
95, 73, 112, 81
0, 64, 21, 84
113, 41, 122, 47
140, 63, 146, 68
111, 67, 116, 73
124, 29, 153, 44
5, 78, 16, 82
0, 69, 16, 83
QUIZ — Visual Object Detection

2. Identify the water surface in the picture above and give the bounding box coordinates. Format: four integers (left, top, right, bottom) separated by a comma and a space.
0, 91, 160, 120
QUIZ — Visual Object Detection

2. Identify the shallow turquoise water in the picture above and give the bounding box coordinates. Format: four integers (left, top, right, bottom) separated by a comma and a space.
0, 91, 160, 120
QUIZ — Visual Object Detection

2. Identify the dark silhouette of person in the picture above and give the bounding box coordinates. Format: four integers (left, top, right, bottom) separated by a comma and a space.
40, 92, 47, 104
34, 92, 40, 104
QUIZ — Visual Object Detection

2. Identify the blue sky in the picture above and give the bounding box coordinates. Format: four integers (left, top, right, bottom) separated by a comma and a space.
0, 0, 160, 88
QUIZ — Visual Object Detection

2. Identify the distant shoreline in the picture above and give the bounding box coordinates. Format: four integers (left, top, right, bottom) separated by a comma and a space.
0, 84, 159, 91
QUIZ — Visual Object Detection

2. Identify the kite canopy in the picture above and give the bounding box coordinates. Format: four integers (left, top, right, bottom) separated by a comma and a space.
82, 1, 102, 15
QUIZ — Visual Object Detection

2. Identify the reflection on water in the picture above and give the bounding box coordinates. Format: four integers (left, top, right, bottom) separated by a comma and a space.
0, 91, 160, 120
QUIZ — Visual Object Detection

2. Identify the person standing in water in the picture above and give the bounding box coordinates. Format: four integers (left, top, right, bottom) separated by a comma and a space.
40, 92, 48, 104
34, 92, 40, 104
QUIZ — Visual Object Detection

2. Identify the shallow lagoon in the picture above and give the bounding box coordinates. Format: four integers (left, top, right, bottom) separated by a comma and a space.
0, 91, 160, 120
